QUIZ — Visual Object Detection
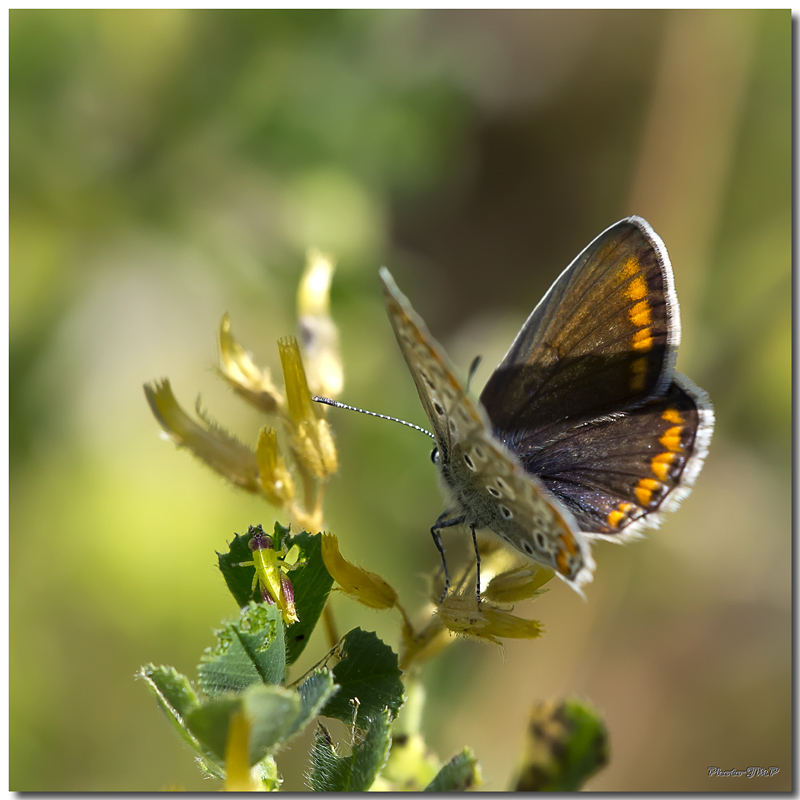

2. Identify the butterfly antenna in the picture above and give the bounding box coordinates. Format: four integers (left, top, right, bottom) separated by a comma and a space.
313, 396, 436, 441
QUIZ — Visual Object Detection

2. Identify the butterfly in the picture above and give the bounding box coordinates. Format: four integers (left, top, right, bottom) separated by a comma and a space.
379, 216, 714, 600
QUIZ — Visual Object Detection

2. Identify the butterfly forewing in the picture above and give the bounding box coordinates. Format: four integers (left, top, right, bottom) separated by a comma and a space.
481, 218, 678, 442
380, 268, 489, 452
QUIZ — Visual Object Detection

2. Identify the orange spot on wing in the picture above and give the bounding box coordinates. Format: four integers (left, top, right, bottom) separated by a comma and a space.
662, 407, 683, 425
650, 451, 675, 481
621, 257, 641, 279
635, 478, 661, 507
607, 501, 635, 530
626, 274, 648, 302
660, 425, 684, 452
629, 300, 652, 328
631, 328, 653, 352
555, 550, 570, 577
607, 509, 626, 529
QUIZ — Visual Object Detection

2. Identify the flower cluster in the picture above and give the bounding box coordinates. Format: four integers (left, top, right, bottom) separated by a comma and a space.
144, 251, 341, 532
320, 531, 555, 669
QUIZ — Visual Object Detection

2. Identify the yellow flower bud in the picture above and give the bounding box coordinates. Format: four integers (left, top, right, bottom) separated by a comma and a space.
279, 337, 338, 480
320, 533, 397, 610
256, 427, 296, 507
484, 565, 555, 604
297, 250, 344, 399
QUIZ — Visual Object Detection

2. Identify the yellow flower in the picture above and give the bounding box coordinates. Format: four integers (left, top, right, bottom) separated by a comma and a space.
320, 533, 397, 610
484, 565, 555, 604
437, 594, 543, 646
217, 313, 284, 414
144, 379, 260, 493
224, 710, 260, 792
297, 250, 343, 400
279, 337, 338, 480
256, 427, 296, 507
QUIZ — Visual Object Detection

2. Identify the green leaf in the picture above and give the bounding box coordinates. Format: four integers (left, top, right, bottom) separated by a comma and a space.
198, 603, 285, 696
308, 709, 392, 791
185, 681, 331, 768
184, 695, 242, 764
218, 529, 260, 608
320, 628, 404, 725
425, 747, 482, 791
282, 529, 334, 665
244, 684, 303, 764
511, 698, 609, 791
217, 524, 333, 666
138, 664, 203, 754
286, 669, 338, 741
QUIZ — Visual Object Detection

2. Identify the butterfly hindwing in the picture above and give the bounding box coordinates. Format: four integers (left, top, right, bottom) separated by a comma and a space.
515, 377, 714, 537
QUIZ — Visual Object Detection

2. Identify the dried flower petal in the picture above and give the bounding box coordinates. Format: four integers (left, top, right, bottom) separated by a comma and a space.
256, 427, 296, 507
484, 565, 555, 604
217, 313, 283, 414
320, 533, 397, 610
437, 594, 543, 646
144, 379, 260, 492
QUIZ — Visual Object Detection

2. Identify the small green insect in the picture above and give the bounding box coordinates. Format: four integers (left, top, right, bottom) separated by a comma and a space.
237, 525, 305, 625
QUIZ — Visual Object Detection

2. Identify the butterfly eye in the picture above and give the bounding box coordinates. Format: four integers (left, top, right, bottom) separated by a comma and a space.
430, 447, 440, 465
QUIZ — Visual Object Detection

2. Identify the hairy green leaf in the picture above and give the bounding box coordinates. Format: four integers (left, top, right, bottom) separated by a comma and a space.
244, 684, 303, 764
184, 695, 242, 764
320, 628, 404, 724
286, 669, 338, 741
198, 603, 285, 696
308, 709, 392, 791
138, 664, 203, 754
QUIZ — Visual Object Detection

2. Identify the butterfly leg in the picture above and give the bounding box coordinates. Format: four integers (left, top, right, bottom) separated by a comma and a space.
470, 525, 481, 606
430, 511, 464, 603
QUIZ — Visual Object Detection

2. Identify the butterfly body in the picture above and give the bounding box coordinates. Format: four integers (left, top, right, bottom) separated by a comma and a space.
381, 270, 593, 588
380, 216, 713, 596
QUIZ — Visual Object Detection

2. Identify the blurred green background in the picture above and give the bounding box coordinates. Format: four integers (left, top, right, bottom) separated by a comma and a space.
10, 9, 790, 792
